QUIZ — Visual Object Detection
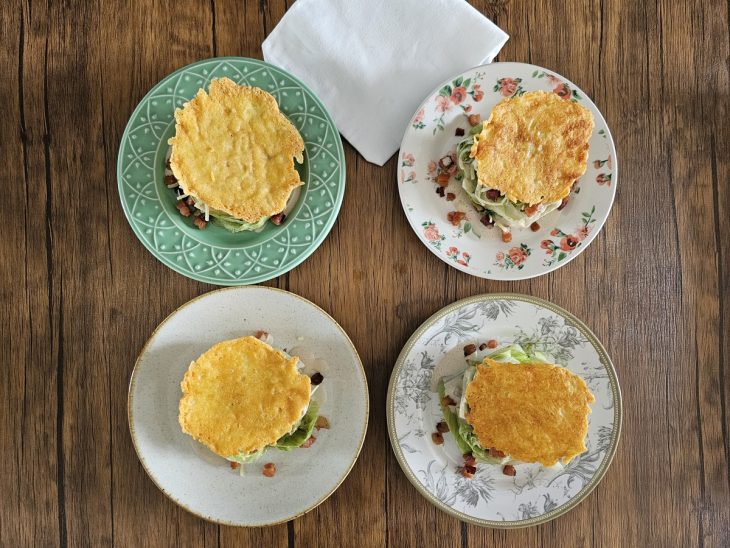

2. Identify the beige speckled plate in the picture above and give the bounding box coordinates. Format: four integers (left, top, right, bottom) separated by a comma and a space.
128, 286, 368, 526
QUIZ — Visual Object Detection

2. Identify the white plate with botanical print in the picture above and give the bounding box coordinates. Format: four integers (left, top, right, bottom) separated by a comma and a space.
387, 294, 621, 527
128, 286, 368, 526
398, 62, 617, 280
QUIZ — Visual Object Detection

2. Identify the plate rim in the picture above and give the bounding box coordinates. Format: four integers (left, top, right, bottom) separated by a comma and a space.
397, 61, 618, 281
127, 285, 369, 526
116, 56, 346, 286
386, 292, 622, 528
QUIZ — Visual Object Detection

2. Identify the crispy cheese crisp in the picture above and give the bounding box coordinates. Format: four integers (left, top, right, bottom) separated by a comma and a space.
465, 358, 595, 466
168, 77, 304, 223
471, 90, 594, 205
179, 336, 311, 458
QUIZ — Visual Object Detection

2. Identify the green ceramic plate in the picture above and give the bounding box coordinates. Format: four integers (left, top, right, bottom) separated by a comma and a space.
117, 57, 345, 285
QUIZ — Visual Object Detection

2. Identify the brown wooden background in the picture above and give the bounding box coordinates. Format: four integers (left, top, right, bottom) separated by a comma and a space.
2, 0, 728, 546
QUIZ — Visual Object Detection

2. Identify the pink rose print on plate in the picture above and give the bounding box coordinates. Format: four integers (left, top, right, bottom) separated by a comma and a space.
494, 243, 531, 270
450, 86, 468, 105
493, 77, 523, 98
402, 152, 415, 167
435, 95, 451, 113
400, 169, 417, 184
422, 221, 445, 250
541, 206, 596, 266
412, 108, 425, 130
471, 83, 485, 102
533, 70, 582, 101
446, 246, 471, 267
596, 173, 612, 186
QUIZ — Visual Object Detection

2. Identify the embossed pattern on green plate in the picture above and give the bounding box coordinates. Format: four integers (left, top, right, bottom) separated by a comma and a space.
117, 57, 345, 285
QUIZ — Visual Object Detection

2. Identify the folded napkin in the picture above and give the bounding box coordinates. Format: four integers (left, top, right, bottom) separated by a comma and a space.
262, 0, 508, 165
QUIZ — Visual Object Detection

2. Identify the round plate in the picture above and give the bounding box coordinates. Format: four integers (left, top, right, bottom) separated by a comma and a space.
398, 62, 617, 280
128, 287, 368, 526
387, 294, 621, 527
117, 57, 345, 285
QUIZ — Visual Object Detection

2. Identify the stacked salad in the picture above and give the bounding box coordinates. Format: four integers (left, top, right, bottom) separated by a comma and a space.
456, 124, 563, 231
437, 343, 552, 465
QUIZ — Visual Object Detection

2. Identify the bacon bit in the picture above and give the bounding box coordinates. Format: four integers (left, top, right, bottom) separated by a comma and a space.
164, 174, 177, 185
255, 330, 269, 340
315, 416, 330, 430
501, 231, 512, 243
447, 211, 466, 226
439, 155, 453, 168
262, 463, 277, 477
431, 432, 444, 445
300, 436, 317, 448
175, 202, 191, 217
186, 197, 196, 207
271, 212, 286, 225
230, 461, 239, 470
193, 216, 207, 230
486, 189, 501, 201
478, 343, 488, 351
446, 192, 456, 201
502, 464, 516, 476
558, 197, 570, 210
489, 447, 506, 458
468, 114, 481, 126
525, 204, 540, 216
463, 453, 476, 467
310, 372, 324, 385
436, 421, 449, 434
530, 222, 541, 232
479, 214, 494, 227
487, 339, 498, 349
441, 395, 456, 407
436, 186, 445, 197
463, 343, 477, 356
436, 173, 450, 187
455, 127, 465, 137
462, 465, 476, 479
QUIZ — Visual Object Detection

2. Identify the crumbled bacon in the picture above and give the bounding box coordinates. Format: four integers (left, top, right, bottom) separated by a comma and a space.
501, 231, 512, 243
230, 461, 239, 470
439, 155, 453, 169
271, 212, 286, 225
486, 189, 501, 201
467, 114, 481, 126
446, 192, 456, 201
262, 463, 277, 477
431, 432, 444, 445
193, 216, 207, 230
310, 372, 324, 385
164, 174, 177, 186
436, 173, 450, 187
479, 214, 494, 227
447, 211, 466, 226
525, 204, 540, 216
487, 339, 498, 349
490, 447, 506, 458
441, 395, 456, 407
463, 453, 476, 467
255, 330, 269, 340
315, 416, 330, 430
436, 421, 449, 434
455, 127, 465, 137
558, 197, 570, 210
175, 202, 191, 217
461, 465, 476, 479
436, 186, 445, 197
502, 464, 516, 476
478, 343, 488, 351
300, 436, 317, 448
530, 222, 541, 232
463, 343, 477, 356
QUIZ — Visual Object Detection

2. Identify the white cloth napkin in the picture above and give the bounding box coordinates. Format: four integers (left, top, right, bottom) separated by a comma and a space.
262, 0, 508, 166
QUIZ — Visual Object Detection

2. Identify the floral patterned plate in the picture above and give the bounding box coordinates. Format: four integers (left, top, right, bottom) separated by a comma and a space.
117, 57, 345, 285
387, 294, 621, 527
398, 63, 616, 279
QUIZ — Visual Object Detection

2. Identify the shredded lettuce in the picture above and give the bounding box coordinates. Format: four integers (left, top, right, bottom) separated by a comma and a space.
273, 400, 319, 451
438, 379, 471, 454
456, 125, 562, 230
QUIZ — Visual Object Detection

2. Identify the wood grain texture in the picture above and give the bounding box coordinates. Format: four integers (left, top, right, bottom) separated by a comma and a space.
1, 0, 727, 546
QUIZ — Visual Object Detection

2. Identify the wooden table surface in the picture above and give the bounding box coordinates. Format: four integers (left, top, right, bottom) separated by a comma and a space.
2, 0, 728, 546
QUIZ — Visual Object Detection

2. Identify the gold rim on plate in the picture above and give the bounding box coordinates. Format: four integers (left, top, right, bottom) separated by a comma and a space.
128, 285, 370, 527
386, 292, 622, 528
